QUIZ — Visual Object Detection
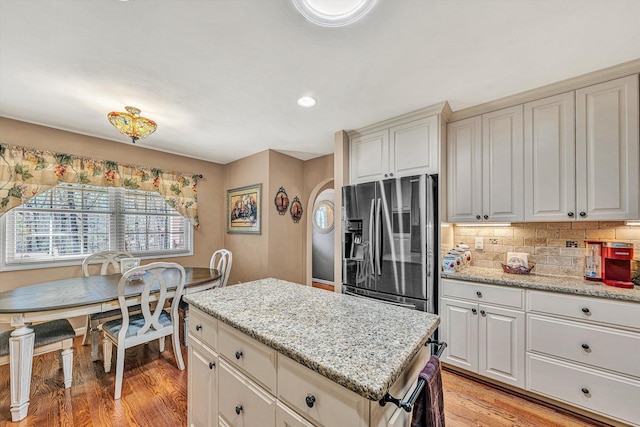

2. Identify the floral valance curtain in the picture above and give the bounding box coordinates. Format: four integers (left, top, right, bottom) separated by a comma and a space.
0, 144, 200, 227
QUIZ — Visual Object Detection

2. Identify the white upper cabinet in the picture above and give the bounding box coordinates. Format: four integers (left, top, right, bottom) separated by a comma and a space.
524, 75, 639, 221
447, 106, 524, 223
575, 75, 639, 221
350, 116, 439, 184
524, 92, 576, 221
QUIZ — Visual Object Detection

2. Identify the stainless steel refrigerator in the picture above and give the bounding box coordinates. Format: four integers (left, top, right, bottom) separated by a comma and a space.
342, 174, 437, 312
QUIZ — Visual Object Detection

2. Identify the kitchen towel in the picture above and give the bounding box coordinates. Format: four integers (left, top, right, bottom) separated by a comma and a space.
411, 355, 446, 427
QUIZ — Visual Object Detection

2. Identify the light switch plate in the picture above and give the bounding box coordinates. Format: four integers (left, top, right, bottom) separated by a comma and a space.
475, 237, 483, 250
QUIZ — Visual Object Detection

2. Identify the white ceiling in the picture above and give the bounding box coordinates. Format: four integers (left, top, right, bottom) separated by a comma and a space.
1, 0, 639, 164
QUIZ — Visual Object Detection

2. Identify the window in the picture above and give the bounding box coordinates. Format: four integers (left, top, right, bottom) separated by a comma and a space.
1, 183, 192, 270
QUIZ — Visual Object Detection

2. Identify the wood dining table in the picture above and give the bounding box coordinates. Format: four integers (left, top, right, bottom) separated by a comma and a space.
0, 266, 221, 422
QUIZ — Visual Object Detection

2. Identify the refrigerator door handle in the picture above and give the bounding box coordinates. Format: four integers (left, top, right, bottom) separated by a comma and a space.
369, 199, 375, 274
375, 197, 382, 276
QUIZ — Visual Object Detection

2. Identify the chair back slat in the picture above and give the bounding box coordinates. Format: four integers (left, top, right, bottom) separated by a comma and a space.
117, 262, 185, 341
82, 251, 134, 277
210, 249, 233, 287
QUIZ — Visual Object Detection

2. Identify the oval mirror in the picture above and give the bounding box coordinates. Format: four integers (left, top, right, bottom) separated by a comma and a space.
312, 200, 334, 233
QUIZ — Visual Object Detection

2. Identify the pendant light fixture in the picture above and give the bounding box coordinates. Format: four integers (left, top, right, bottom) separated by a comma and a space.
107, 106, 157, 144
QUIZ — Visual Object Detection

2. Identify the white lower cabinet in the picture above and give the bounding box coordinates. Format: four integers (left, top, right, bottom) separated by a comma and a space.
440, 279, 525, 388
441, 280, 640, 425
188, 306, 431, 427
526, 290, 640, 426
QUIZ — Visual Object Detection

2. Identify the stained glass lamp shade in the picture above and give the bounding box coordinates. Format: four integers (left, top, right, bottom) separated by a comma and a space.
107, 106, 157, 143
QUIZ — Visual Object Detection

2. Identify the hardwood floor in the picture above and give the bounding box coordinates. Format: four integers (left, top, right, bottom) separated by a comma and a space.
0, 337, 610, 426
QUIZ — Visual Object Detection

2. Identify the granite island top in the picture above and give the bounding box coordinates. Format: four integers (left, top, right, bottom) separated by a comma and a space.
183, 278, 440, 401
442, 267, 640, 303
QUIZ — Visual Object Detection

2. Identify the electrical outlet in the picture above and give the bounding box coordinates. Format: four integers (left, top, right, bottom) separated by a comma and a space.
475, 237, 483, 250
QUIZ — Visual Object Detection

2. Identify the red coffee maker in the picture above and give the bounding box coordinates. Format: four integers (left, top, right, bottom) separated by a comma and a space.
601, 241, 635, 288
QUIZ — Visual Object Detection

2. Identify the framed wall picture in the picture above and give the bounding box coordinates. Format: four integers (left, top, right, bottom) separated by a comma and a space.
227, 183, 262, 234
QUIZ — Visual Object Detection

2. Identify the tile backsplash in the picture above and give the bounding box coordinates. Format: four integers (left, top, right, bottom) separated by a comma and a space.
450, 222, 640, 278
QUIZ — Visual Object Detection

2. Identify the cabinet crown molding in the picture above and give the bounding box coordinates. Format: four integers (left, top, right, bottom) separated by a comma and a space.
346, 101, 451, 138
449, 58, 640, 122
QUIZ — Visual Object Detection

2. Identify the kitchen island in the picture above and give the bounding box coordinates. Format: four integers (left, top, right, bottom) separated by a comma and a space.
183, 278, 440, 427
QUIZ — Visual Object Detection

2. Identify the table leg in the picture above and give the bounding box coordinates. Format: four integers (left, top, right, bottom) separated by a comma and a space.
9, 325, 35, 422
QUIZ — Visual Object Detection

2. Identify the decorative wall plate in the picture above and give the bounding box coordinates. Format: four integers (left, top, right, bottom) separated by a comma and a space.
290, 196, 303, 223
274, 186, 289, 215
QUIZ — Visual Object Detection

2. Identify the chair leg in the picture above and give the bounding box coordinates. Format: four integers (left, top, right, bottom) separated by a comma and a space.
90, 323, 100, 362
183, 310, 189, 347
159, 336, 165, 352
114, 346, 125, 400
103, 338, 113, 373
172, 331, 185, 370
81, 315, 91, 346
61, 348, 73, 389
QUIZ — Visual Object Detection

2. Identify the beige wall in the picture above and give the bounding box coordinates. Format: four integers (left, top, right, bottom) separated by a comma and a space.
0, 118, 226, 293
452, 222, 640, 278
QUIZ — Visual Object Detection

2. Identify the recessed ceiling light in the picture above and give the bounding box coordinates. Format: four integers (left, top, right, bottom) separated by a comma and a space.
297, 96, 317, 108
292, 0, 377, 27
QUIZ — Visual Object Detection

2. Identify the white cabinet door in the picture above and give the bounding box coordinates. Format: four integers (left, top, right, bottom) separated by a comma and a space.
524, 92, 576, 222
350, 130, 389, 184
576, 74, 639, 221
482, 105, 524, 222
446, 116, 483, 222
441, 297, 478, 372
188, 337, 219, 427
390, 116, 439, 178
275, 402, 315, 427
478, 305, 525, 388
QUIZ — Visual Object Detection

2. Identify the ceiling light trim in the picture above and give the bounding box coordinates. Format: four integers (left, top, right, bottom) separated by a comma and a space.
292, 0, 377, 27
297, 96, 317, 108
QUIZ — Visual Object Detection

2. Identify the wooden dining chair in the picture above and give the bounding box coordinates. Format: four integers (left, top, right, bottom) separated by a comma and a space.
180, 249, 232, 346
0, 319, 75, 389
81, 251, 135, 362
101, 262, 185, 399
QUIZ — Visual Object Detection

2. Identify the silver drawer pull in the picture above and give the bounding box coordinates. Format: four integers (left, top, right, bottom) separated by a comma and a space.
235, 350, 243, 360
235, 405, 243, 415
306, 394, 316, 408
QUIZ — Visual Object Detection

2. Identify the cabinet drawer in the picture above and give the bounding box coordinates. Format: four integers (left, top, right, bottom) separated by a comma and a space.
219, 360, 276, 427
219, 322, 277, 393
277, 355, 369, 427
189, 306, 218, 350
527, 354, 640, 426
276, 402, 315, 427
442, 279, 523, 308
528, 315, 640, 378
527, 291, 640, 330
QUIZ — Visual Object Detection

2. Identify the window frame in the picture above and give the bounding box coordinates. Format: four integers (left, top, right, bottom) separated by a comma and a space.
0, 184, 193, 271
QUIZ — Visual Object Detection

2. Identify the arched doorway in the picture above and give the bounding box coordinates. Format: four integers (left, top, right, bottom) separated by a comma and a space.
305, 179, 334, 287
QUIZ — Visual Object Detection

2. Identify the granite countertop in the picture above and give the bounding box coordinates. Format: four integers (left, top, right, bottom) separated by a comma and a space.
442, 267, 640, 303
183, 278, 440, 401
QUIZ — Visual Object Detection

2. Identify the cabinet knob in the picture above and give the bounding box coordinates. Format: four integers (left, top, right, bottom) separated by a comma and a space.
235, 405, 243, 415
480, 310, 486, 316
567, 212, 575, 218
581, 343, 590, 351
384, 174, 388, 178
581, 388, 590, 395
209, 361, 216, 369
483, 215, 489, 220
235, 351, 243, 360
579, 211, 587, 218
306, 394, 316, 408
195, 324, 202, 331
389, 173, 394, 177
476, 291, 482, 298
581, 307, 591, 314
472, 308, 477, 314
476, 215, 482, 220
